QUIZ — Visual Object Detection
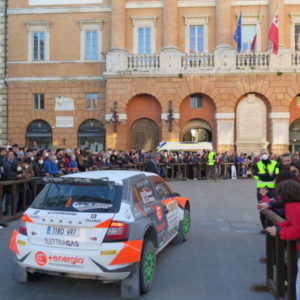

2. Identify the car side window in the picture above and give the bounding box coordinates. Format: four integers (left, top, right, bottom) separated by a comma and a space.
154, 181, 172, 200
132, 178, 156, 204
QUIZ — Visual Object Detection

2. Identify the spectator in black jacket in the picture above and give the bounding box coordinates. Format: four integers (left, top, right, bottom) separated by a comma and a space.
144, 152, 160, 175
33, 156, 49, 177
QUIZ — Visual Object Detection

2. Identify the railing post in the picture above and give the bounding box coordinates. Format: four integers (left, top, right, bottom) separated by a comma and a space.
275, 237, 286, 298
286, 241, 298, 300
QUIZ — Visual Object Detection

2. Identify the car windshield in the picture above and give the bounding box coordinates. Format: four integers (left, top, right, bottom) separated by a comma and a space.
31, 183, 123, 213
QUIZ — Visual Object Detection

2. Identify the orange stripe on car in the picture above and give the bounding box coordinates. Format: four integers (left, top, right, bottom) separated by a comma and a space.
94, 218, 112, 228
109, 240, 143, 266
161, 198, 175, 206
22, 214, 33, 223
9, 230, 20, 255
176, 197, 189, 209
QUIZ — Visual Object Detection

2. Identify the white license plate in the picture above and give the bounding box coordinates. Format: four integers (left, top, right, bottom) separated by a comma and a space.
47, 226, 80, 237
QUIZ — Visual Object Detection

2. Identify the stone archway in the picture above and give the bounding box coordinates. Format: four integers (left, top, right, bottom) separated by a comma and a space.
78, 119, 105, 152
182, 119, 212, 142
131, 118, 159, 151
127, 94, 162, 150
236, 94, 268, 154
26, 119, 52, 149
179, 93, 216, 145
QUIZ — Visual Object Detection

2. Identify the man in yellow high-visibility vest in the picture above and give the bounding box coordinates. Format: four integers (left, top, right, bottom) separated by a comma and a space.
206, 149, 216, 181
253, 148, 280, 232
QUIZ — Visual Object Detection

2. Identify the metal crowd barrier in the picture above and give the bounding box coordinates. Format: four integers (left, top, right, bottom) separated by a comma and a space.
101, 163, 253, 181
0, 178, 41, 224
251, 209, 298, 300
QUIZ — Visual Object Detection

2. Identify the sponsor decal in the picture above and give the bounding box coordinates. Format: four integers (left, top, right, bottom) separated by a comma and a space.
35, 252, 84, 267
30, 215, 40, 220
90, 214, 97, 218
73, 202, 112, 211
44, 238, 79, 248
48, 255, 84, 265
100, 250, 117, 255
85, 219, 102, 223
17, 240, 26, 246
156, 205, 163, 222
35, 251, 47, 266
48, 211, 77, 216
33, 210, 40, 215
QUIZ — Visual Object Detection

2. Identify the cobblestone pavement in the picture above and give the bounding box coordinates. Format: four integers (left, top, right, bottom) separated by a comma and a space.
0, 180, 274, 300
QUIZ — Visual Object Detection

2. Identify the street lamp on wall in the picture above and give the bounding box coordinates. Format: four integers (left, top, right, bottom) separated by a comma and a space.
108, 101, 121, 132
166, 100, 175, 133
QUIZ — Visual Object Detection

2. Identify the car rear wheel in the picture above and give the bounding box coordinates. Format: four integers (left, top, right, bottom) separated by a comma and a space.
173, 208, 191, 244
140, 239, 156, 294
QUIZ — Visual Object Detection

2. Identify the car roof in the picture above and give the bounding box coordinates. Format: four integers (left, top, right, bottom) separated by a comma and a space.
63, 170, 159, 185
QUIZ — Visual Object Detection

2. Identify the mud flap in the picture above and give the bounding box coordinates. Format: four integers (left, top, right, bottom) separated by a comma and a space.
11, 253, 28, 283
121, 262, 141, 299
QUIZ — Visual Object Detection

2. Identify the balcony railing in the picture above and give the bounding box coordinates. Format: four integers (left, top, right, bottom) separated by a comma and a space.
181, 53, 215, 70
106, 51, 300, 75
291, 52, 300, 66
128, 54, 160, 71
236, 53, 270, 70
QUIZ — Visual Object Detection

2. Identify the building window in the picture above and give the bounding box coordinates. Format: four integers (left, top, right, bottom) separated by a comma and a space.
32, 32, 45, 61
86, 93, 98, 110
241, 24, 257, 52
190, 95, 203, 108
189, 25, 204, 53
26, 22, 50, 62
34, 94, 45, 110
184, 16, 209, 53
137, 27, 152, 54
132, 16, 157, 54
85, 30, 99, 60
79, 20, 103, 61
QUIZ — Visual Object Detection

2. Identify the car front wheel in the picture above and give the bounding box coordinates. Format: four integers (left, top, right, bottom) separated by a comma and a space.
140, 239, 156, 294
173, 208, 191, 244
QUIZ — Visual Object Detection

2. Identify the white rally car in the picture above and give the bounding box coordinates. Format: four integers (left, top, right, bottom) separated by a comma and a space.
10, 170, 191, 299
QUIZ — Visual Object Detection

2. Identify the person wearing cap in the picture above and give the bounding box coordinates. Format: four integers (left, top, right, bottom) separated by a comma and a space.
22, 157, 34, 178
144, 152, 160, 175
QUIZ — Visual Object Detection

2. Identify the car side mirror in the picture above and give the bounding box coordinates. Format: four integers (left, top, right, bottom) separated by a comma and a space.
170, 192, 180, 197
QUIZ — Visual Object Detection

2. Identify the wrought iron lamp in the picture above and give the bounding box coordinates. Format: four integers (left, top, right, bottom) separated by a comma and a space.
166, 100, 175, 132
108, 101, 121, 132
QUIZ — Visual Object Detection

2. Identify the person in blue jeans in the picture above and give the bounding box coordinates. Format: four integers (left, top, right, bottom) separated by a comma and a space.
45, 155, 60, 176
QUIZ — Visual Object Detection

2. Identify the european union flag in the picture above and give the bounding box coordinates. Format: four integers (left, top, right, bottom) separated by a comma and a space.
234, 13, 242, 53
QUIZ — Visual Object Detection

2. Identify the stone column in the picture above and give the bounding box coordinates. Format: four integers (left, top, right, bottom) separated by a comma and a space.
106, 0, 128, 73
111, 0, 126, 50
163, 0, 178, 50
216, 113, 235, 153
160, 0, 181, 73
215, 0, 233, 52
0, 0, 8, 146
270, 112, 290, 154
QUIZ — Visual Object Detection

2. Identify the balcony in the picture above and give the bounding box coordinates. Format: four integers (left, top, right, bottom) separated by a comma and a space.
105, 50, 300, 76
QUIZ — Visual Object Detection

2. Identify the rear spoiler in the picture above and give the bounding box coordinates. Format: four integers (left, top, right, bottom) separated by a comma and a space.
32, 177, 115, 188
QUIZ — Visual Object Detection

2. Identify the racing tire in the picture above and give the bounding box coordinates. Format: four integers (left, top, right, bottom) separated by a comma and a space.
12, 254, 28, 283
140, 239, 156, 294
172, 208, 191, 244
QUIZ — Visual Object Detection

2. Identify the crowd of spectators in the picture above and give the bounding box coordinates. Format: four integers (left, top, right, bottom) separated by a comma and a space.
0, 144, 300, 181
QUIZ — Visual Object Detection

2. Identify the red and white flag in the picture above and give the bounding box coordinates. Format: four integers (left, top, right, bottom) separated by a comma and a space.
268, 8, 279, 54
251, 34, 257, 52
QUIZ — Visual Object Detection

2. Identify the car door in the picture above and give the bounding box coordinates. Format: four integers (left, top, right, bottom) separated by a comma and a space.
132, 178, 169, 247
150, 177, 179, 240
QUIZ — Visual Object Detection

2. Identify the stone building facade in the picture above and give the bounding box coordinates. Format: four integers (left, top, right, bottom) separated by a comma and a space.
7, 0, 300, 154
0, 0, 8, 146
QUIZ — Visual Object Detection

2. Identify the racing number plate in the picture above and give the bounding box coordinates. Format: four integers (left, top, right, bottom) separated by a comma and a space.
47, 226, 80, 237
